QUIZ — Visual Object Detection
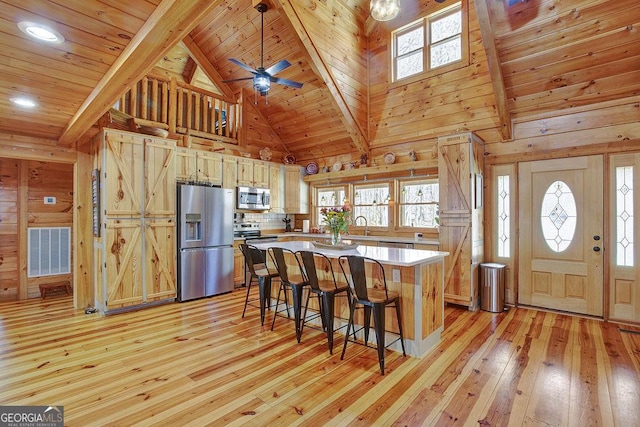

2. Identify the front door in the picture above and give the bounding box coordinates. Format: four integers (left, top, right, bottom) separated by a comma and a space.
518, 156, 604, 316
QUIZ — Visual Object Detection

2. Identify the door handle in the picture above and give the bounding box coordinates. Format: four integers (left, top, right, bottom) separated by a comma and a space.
593, 246, 601, 252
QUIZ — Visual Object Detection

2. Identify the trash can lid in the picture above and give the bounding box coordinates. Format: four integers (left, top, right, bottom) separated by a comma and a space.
481, 262, 506, 269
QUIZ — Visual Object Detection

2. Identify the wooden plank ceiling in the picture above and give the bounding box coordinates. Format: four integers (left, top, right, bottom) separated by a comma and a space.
0, 0, 638, 162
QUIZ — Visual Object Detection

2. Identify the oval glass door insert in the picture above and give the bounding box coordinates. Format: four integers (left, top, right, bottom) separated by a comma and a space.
541, 180, 577, 252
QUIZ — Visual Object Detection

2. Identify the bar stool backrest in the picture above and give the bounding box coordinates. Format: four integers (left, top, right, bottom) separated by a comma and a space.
297, 251, 338, 291
340, 255, 389, 302
239, 243, 267, 275
268, 247, 302, 284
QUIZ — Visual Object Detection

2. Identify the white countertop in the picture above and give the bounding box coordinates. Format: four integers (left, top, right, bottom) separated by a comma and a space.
276, 232, 439, 247
250, 240, 448, 267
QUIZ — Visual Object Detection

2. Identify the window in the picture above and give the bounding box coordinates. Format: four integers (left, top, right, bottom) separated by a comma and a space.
399, 179, 439, 228
392, 2, 465, 82
616, 166, 634, 266
540, 181, 577, 253
353, 183, 391, 227
316, 185, 347, 227
497, 175, 510, 257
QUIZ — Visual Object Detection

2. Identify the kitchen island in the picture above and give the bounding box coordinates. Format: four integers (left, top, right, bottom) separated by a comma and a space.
251, 240, 448, 358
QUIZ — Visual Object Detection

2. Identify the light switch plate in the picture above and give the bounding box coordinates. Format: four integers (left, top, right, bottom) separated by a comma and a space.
44, 196, 56, 205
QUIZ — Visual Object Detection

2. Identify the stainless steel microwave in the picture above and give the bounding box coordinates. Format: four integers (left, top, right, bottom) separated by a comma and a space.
236, 186, 270, 210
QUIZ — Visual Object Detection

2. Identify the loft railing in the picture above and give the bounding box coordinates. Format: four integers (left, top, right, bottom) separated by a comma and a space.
115, 74, 239, 143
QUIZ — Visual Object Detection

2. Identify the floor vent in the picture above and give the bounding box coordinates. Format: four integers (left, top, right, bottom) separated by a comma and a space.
28, 227, 71, 277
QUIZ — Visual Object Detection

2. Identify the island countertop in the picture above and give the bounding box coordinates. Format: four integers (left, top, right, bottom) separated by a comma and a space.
250, 240, 448, 267
250, 239, 448, 358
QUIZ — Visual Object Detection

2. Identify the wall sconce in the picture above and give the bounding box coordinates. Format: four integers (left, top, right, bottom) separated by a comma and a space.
370, 0, 400, 21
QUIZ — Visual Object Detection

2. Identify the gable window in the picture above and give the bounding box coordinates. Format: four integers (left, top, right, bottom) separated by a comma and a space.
392, 2, 466, 83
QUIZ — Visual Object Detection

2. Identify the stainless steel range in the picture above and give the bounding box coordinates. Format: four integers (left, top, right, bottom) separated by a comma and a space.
233, 222, 279, 244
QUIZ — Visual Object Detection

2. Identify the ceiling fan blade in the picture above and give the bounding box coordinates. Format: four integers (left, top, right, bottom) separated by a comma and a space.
228, 58, 257, 74
222, 77, 254, 83
271, 76, 303, 89
265, 60, 291, 76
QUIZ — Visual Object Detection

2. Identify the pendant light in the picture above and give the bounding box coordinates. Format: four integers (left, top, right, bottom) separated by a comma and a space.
370, 0, 400, 21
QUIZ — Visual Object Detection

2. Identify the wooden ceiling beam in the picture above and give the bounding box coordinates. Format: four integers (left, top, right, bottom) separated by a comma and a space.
57, 0, 222, 147
180, 36, 236, 101
272, 0, 370, 155
474, 0, 512, 141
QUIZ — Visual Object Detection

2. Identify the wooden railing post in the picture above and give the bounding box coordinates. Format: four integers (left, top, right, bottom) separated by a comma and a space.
168, 78, 177, 134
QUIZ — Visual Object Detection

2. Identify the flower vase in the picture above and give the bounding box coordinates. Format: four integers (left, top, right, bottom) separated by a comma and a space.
330, 228, 342, 246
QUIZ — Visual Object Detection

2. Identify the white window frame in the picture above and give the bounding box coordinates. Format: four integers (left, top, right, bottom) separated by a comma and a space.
391, 1, 467, 85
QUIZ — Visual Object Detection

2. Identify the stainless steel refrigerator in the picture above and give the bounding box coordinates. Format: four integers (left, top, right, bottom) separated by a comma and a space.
177, 184, 235, 301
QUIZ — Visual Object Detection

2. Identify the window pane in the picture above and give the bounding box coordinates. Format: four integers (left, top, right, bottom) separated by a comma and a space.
397, 26, 424, 55
316, 187, 346, 228
540, 181, 577, 253
397, 50, 423, 80
431, 10, 461, 43
430, 36, 461, 68
616, 166, 634, 266
497, 175, 510, 257
399, 180, 439, 227
353, 184, 390, 227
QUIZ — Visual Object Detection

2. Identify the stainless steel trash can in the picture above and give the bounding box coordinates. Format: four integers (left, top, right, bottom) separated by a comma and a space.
480, 263, 506, 312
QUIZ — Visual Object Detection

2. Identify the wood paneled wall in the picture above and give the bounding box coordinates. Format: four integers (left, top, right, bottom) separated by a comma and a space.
0, 158, 74, 300
368, 0, 500, 162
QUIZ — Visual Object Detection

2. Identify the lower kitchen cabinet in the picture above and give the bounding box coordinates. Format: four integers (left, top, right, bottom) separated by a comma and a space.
233, 241, 246, 285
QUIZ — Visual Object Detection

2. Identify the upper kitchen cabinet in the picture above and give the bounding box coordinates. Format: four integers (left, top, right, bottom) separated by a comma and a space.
269, 164, 284, 213
175, 148, 197, 182
284, 165, 309, 214
103, 131, 144, 217
196, 151, 223, 186
145, 139, 176, 217
237, 158, 269, 188
438, 132, 484, 310
222, 155, 237, 189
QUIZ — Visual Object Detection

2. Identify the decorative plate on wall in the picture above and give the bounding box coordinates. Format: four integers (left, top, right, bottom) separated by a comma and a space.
305, 162, 319, 175
284, 154, 296, 164
259, 147, 272, 161
383, 152, 396, 165
332, 161, 342, 172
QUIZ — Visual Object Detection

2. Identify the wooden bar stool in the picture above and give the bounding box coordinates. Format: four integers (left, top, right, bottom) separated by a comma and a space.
297, 250, 352, 354
239, 243, 280, 325
339, 255, 406, 375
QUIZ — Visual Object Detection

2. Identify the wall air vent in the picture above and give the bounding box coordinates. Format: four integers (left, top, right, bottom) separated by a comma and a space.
28, 227, 71, 277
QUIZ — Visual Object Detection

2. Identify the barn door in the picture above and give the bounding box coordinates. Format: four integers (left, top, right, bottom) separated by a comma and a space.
144, 138, 176, 216
438, 134, 483, 309
104, 219, 143, 309
104, 132, 143, 217
145, 219, 176, 302
518, 156, 604, 316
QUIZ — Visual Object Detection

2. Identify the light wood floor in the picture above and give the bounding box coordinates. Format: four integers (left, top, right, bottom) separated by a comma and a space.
1, 289, 639, 426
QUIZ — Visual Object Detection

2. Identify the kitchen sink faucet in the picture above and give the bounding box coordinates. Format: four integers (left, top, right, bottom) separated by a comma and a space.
353, 215, 369, 236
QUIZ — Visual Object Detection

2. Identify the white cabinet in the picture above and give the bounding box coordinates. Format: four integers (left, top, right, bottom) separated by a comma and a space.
284, 165, 309, 214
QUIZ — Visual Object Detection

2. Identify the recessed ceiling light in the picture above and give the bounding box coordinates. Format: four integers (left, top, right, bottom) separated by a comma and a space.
17, 21, 65, 43
11, 97, 38, 108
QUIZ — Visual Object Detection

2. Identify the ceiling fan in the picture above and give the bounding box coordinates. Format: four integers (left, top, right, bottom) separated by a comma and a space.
223, 2, 303, 99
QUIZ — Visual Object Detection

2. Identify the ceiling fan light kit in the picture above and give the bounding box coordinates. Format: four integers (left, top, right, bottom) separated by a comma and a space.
370, 0, 400, 21
223, 2, 302, 103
